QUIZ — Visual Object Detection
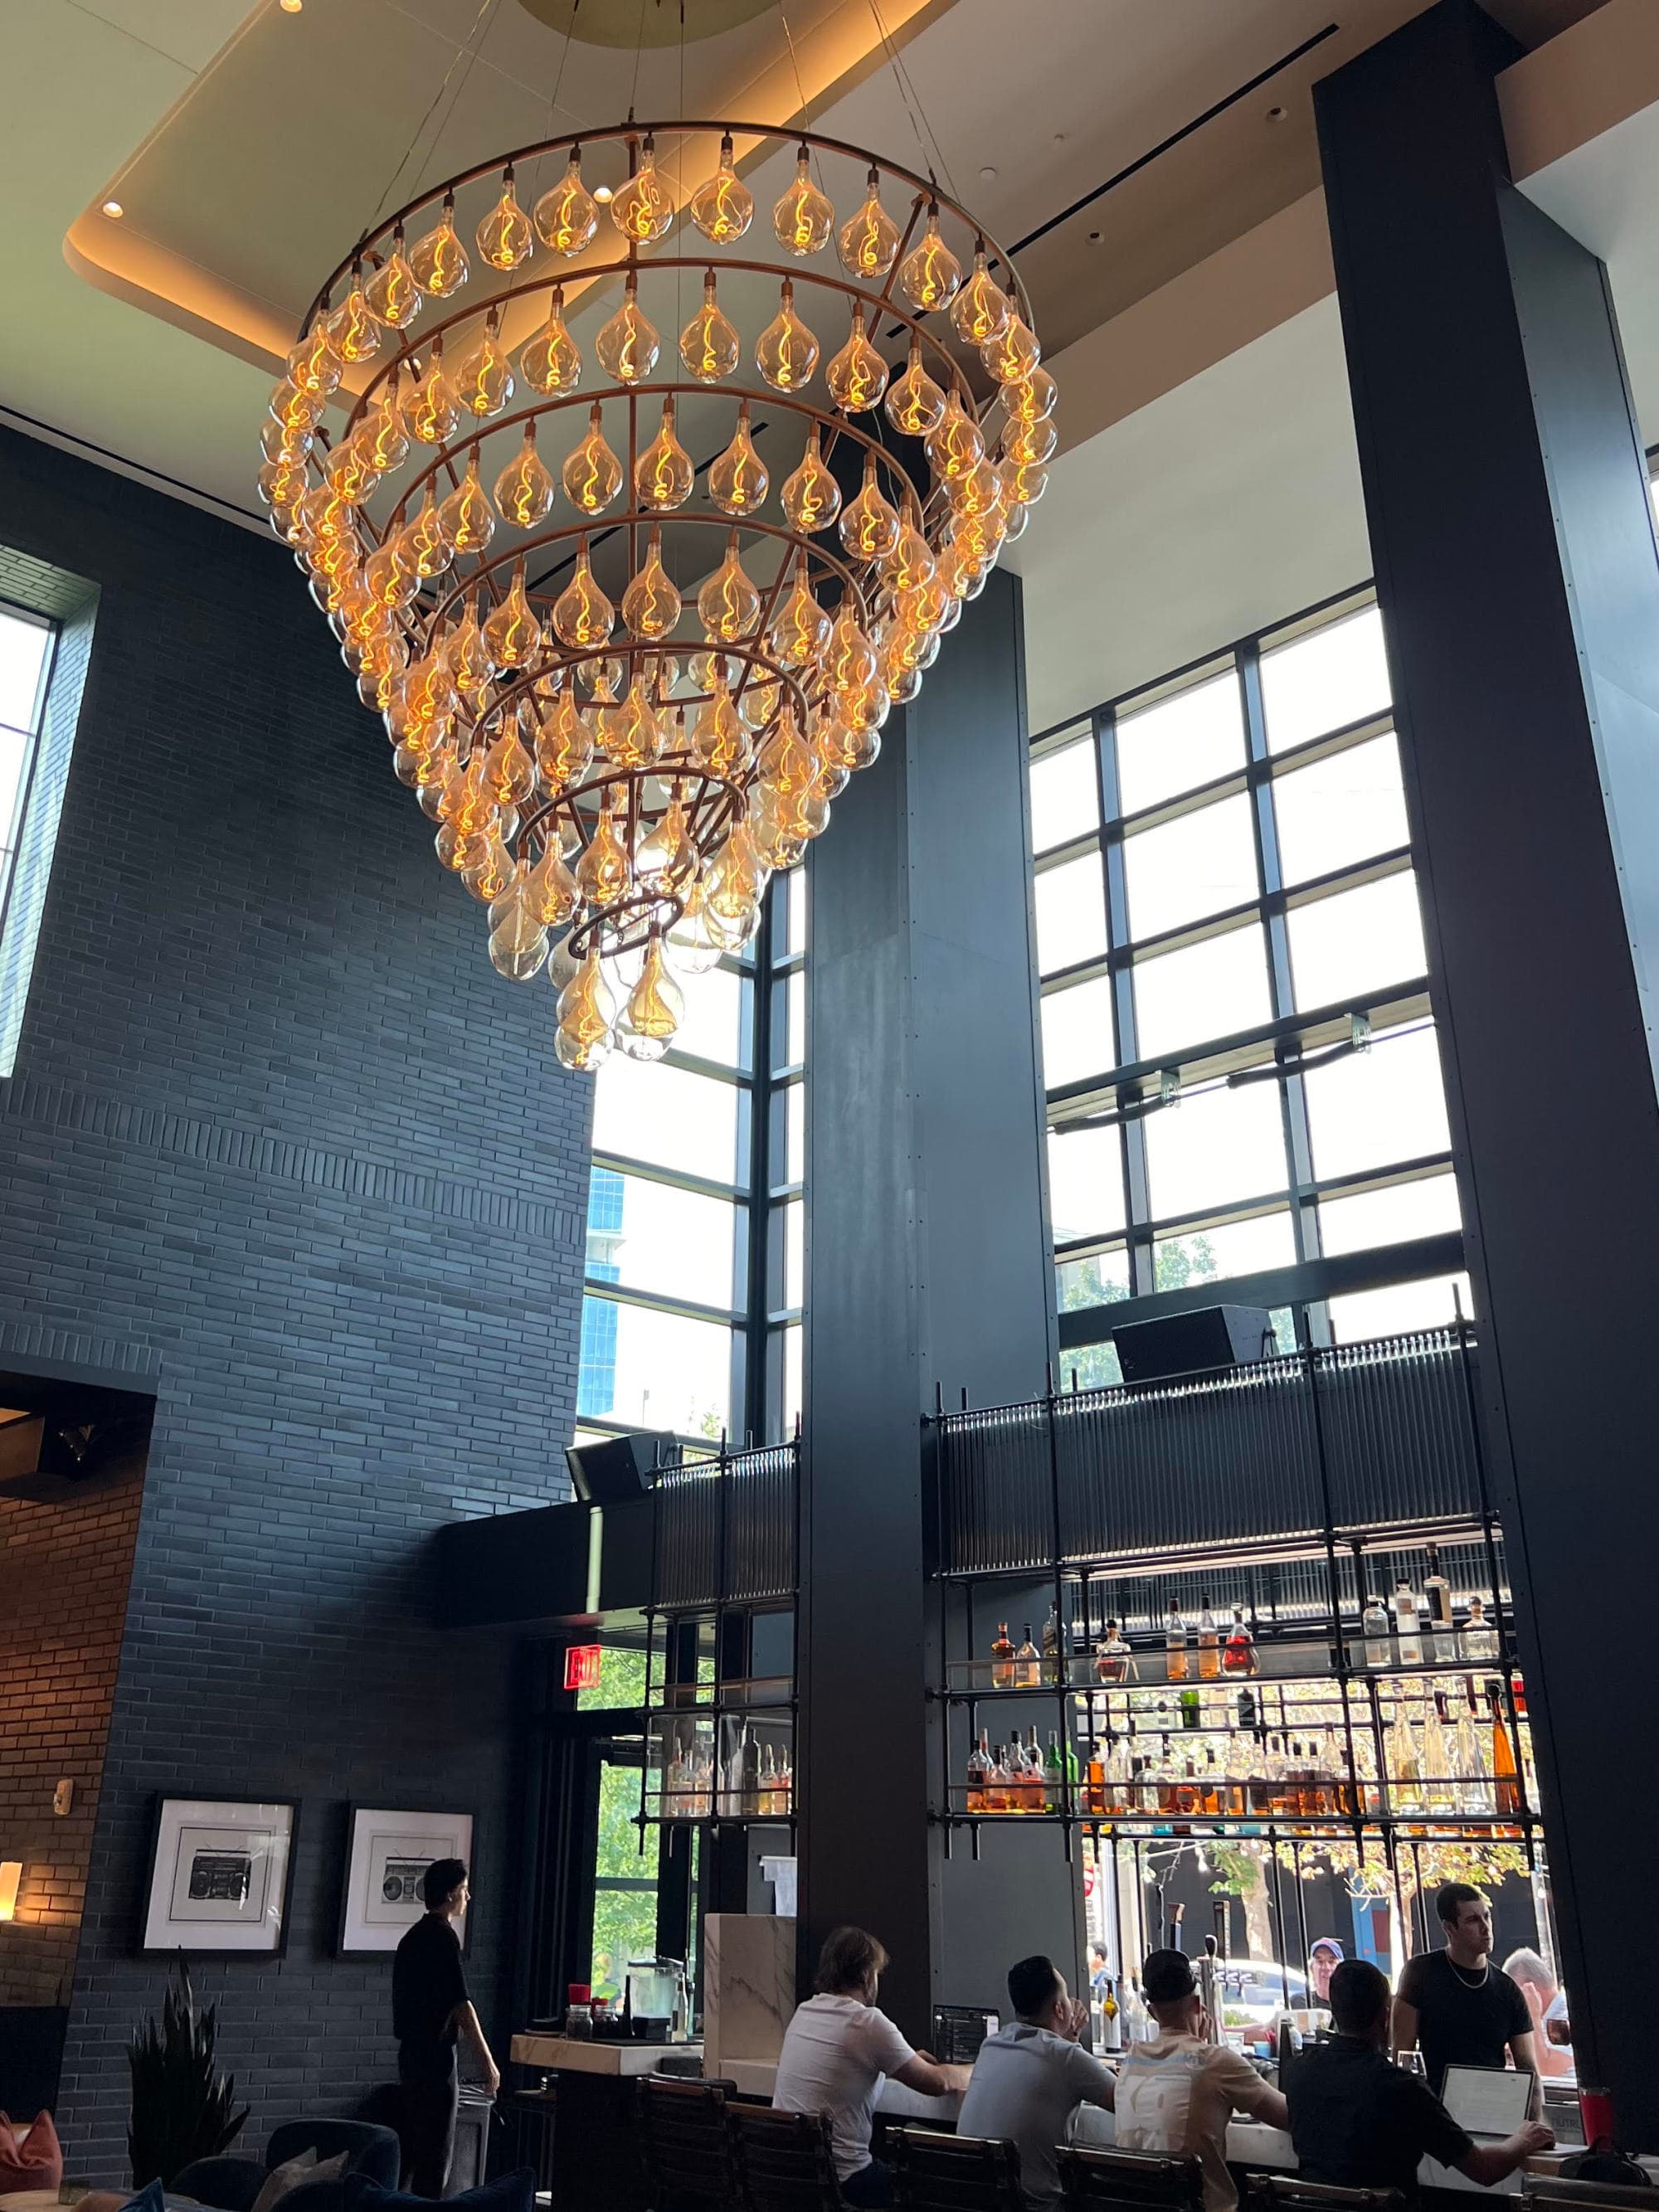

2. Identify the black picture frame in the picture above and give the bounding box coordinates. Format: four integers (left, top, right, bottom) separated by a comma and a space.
140, 1794, 299, 1957
337, 1803, 476, 1956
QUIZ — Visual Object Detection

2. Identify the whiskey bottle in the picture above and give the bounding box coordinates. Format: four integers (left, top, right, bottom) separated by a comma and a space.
988, 1744, 1011, 1813
966, 1729, 991, 1814
991, 1621, 1015, 1689
1099, 1976, 1122, 2052
1462, 1595, 1499, 1662
1015, 1624, 1042, 1689
1452, 1685, 1494, 1814
1423, 1544, 1457, 1663
1197, 1595, 1221, 1680
1362, 1593, 1392, 1668
759, 1743, 779, 1816
1386, 1704, 1421, 1816
1393, 1579, 1424, 1667
1165, 1599, 1190, 1683
1043, 1605, 1062, 1683
740, 1723, 762, 1816
1223, 1606, 1258, 1676
1095, 1619, 1131, 1685
1044, 1728, 1067, 1813
1487, 1682, 1522, 1819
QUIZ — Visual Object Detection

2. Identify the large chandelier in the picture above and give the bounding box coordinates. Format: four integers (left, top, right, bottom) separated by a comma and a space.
259, 121, 1055, 1068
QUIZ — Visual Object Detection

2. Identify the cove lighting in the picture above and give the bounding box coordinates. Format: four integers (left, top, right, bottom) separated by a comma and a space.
0, 1863, 21, 1920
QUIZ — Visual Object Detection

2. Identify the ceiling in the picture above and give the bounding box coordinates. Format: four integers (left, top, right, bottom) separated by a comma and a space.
0, 0, 1601, 528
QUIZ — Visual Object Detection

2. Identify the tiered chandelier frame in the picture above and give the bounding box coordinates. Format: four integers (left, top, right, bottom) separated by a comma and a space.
267, 120, 1056, 1066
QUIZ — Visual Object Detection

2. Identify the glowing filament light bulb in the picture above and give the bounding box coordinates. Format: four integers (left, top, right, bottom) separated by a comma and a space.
562, 402, 623, 514
493, 422, 557, 527
438, 449, 496, 553
1002, 414, 1058, 469
528, 837, 581, 925
884, 499, 937, 593
519, 285, 581, 395
825, 301, 888, 414
287, 323, 343, 398
838, 166, 901, 279
482, 717, 538, 804
599, 679, 664, 769
326, 439, 376, 504
781, 424, 841, 532
693, 677, 750, 777
767, 552, 831, 669
411, 193, 470, 297
690, 131, 754, 243
679, 269, 741, 383
951, 242, 1011, 346
635, 396, 694, 513
555, 949, 616, 1071
365, 230, 421, 328
596, 270, 659, 384
476, 167, 534, 269
361, 385, 410, 474
1001, 456, 1048, 507
898, 202, 962, 313
838, 450, 901, 561
400, 486, 453, 579
884, 334, 947, 437
327, 285, 381, 363
700, 403, 764, 521
483, 562, 543, 668
827, 606, 878, 691
772, 142, 834, 255
268, 378, 325, 437
489, 870, 549, 980
552, 539, 615, 649
620, 936, 684, 1060
405, 341, 460, 445
455, 309, 513, 418
1002, 363, 1058, 424
536, 687, 593, 790
611, 132, 673, 243
577, 800, 631, 902
982, 313, 1040, 384
697, 531, 761, 642
445, 596, 494, 707
621, 526, 682, 640
923, 386, 985, 483
757, 279, 818, 392
535, 148, 600, 255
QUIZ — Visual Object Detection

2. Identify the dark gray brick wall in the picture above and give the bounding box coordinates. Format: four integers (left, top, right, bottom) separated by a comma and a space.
0, 426, 591, 2180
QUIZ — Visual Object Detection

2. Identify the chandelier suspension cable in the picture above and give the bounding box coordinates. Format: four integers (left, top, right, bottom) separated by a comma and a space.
866, 0, 958, 203
368, 0, 501, 237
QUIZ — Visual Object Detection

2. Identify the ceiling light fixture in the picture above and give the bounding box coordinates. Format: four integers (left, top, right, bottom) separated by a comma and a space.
591, 183, 614, 203
280, 0, 304, 12
101, 199, 124, 218
264, 123, 1054, 1070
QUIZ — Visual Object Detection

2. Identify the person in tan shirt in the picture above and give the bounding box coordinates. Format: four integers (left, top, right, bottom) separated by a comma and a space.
1114, 1950, 1288, 2212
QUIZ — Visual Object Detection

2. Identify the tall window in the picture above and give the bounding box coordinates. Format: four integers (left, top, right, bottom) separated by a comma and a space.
1032, 591, 1469, 1382
0, 604, 56, 963
575, 870, 806, 1451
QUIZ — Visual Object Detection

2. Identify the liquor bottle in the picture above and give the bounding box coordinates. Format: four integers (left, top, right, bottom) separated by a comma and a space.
1165, 1599, 1189, 1682
1393, 1579, 1424, 1667
1099, 1976, 1122, 2053
1451, 1686, 1493, 1814
1236, 1684, 1258, 1731
1462, 1595, 1499, 1662
1423, 1544, 1457, 1663
988, 1744, 1010, 1813
776, 1748, 793, 1813
966, 1729, 991, 1813
1044, 1728, 1067, 1813
1386, 1704, 1421, 1816
1223, 1606, 1258, 1676
1086, 1741, 1107, 1817
1362, 1593, 1392, 1667
1179, 1688, 1202, 1731
1095, 1620, 1131, 1684
1487, 1682, 1522, 1819
991, 1621, 1016, 1689
1419, 1699, 1455, 1815
1043, 1605, 1062, 1683
1024, 1730, 1048, 1812
1015, 1623, 1042, 1689
759, 1743, 779, 1815
1197, 1595, 1221, 1680
740, 1723, 762, 1816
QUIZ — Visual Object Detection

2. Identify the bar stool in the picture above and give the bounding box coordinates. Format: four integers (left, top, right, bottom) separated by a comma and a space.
1246, 2179, 1406, 2212
1524, 2189, 1659, 2212
1057, 2145, 1206, 2212
728, 2104, 845, 2212
640, 2076, 739, 2211
888, 2124, 1024, 2212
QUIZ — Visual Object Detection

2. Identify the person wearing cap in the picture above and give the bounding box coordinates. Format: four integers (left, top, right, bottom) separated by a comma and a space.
1113, 1949, 1288, 2212
1307, 1938, 1343, 2007
956, 1956, 1117, 2210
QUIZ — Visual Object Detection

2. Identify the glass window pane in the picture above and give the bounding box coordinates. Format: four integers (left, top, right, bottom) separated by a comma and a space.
1261, 606, 1391, 753
577, 1296, 732, 1437
1040, 976, 1115, 1090
785, 867, 809, 955
1302, 1025, 1451, 1181
1057, 1247, 1131, 1311
784, 1079, 805, 1184
674, 966, 746, 1067
1133, 925, 1272, 1062
782, 1322, 802, 1434
1327, 1271, 1473, 1344
1287, 872, 1427, 1011
1034, 852, 1107, 975
1048, 1123, 1125, 1242
1068, 1340, 1123, 1390
1272, 733, 1410, 885
1116, 669, 1245, 815
782, 1197, 804, 1310
1144, 1081, 1287, 1221
1153, 1211, 1297, 1292
593, 1057, 742, 1184
1122, 795, 1258, 941
1029, 737, 1099, 852
1319, 1172, 1462, 1257
0, 728, 27, 852
0, 614, 49, 733
786, 969, 806, 1064
585, 1167, 737, 1309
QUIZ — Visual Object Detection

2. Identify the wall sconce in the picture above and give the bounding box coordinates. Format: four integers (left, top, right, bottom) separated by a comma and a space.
0, 1863, 21, 1921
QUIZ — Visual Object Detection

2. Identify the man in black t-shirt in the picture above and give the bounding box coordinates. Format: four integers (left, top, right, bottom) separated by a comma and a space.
1290, 1961, 1551, 2208
1394, 1883, 1540, 2108
392, 1859, 500, 2198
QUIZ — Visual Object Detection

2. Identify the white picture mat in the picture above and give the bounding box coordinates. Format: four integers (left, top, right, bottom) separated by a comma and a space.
1442, 2064, 1535, 2137
144, 1799, 293, 1952
340, 1806, 473, 1953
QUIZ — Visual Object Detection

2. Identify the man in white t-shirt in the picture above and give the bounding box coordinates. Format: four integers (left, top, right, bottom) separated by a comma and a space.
1114, 1950, 1288, 2212
773, 1927, 970, 2206
957, 1955, 1117, 2210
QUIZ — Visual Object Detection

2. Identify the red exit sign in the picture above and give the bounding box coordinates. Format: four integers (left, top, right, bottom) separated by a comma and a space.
564, 1643, 603, 1693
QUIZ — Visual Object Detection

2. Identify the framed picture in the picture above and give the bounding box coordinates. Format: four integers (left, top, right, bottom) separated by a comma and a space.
143, 1796, 298, 1955
338, 1806, 474, 1955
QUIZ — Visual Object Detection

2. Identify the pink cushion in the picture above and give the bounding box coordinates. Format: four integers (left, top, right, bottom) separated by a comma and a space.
0, 2110, 64, 2194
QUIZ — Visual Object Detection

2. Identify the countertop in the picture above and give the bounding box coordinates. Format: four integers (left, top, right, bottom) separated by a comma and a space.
510, 2032, 703, 2076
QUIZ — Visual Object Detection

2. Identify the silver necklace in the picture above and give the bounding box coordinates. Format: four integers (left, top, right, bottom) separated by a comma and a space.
1448, 1956, 1490, 1989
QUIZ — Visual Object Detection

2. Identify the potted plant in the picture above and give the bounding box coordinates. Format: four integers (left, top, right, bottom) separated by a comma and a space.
127, 1956, 249, 2187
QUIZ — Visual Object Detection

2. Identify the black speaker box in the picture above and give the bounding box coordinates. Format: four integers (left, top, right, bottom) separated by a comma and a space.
1111, 1304, 1277, 1385
564, 1430, 678, 1503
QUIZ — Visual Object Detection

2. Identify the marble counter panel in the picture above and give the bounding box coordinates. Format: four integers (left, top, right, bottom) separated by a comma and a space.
703, 1913, 795, 2078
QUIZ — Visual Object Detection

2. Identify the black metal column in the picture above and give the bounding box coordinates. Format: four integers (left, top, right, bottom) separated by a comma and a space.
799, 570, 1066, 2038
1317, 0, 1659, 2142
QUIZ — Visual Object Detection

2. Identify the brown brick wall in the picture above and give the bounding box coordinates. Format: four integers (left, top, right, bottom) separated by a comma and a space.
0, 1462, 143, 2006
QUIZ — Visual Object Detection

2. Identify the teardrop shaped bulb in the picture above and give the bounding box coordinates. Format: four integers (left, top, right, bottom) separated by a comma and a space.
756, 280, 819, 393
885, 334, 948, 436
621, 527, 682, 641
493, 423, 557, 527
620, 936, 684, 1060
837, 450, 902, 561
596, 272, 660, 385
708, 401, 769, 517
697, 531, 761, 644
438, 450, 496, 554
679, 269, 741, 383
534, 150, 600, 255
552, 540, 615, 649
982, 314, 1040, 384
1003, 364, 1058, 424
923, 386, 986, 484
635, 396, 694, 513
411, 197, 470, 297
455, 312, 513, 419
898, 205, 962, 313
519, 284, 582, 395
690, 132, 754, 243
482, 564, 543, 668
825, 302, 888, 414
781, 425, 842, 533
365, 234, 421, 328
476, 171, 534, 270
327, 287, 382, 363
562, 402, 624, 514
951, 245, 1011, 346
611, 134, 674, 244
405, 342, 460, 445
772, 143, 834, 256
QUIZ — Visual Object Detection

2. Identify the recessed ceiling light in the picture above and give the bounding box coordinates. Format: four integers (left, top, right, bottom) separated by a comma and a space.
280, 0, 304, 12
1266, 104, 1287, 122
979, 164, 997, 182
594, 184, 614, 203
1087, 229, 1102, 245
101, 199, 124, 218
